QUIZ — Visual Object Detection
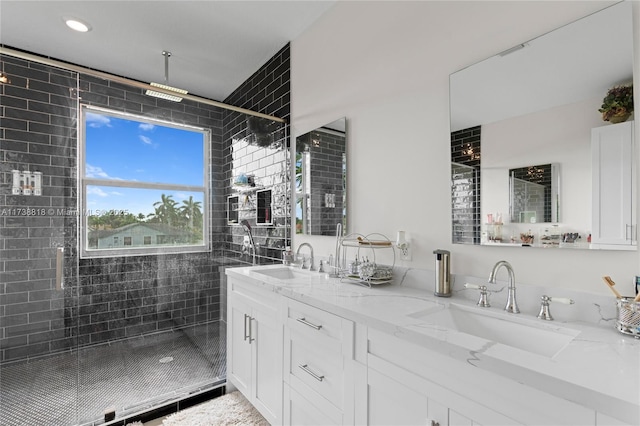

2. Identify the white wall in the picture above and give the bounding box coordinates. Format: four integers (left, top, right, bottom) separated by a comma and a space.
291, 0, 640, 296
481, 96, 603, 238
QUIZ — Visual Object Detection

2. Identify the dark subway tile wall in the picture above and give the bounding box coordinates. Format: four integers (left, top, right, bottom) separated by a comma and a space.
1, 54, 79, 361
223, 44, 291, 269
1, 43, 292, 362
1, 53, 224, 362
451, 126, 481, 245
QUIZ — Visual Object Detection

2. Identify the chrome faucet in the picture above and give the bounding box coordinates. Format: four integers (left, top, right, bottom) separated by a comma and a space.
296, 243, 315, 271
488, 260, 520, 314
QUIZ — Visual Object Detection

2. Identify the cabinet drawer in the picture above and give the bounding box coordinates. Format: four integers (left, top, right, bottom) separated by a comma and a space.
284, 298, 354, 412
286, 298, 346, 343
289, 326, 343, 408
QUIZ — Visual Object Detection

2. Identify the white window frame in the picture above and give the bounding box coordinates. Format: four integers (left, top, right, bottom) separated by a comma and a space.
79, 105, 210, 258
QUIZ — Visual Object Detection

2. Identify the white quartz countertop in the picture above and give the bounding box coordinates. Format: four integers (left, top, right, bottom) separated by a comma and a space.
226, 265, 640, 423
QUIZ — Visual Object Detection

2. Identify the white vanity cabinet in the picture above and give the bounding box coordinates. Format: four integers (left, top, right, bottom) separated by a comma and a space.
226, 268, 634, 426
591, 121, 636, 247
358, 328, 597, 426
283, 298, 355, 425
226, 277, 283, 425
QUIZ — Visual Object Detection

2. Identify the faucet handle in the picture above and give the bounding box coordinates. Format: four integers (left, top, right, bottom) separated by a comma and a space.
548, 296, 575, 305
465, 283, 490, 307
537, 295, 575, 321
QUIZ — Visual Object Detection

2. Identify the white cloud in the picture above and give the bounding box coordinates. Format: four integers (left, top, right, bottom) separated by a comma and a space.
139, 123, 155, 131
85, 164, 111, 179
85, 112, 111, 128
139, 135, 153, 145
87, 187, 109, 197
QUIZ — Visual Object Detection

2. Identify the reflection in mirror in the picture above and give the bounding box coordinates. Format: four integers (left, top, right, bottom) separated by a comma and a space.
449, 2, 634, 249
295, 118, 347, 236
509, 163, 559, 224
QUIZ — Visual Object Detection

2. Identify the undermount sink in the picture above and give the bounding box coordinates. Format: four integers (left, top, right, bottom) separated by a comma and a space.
409, 303, 580, 358
252, 267, 313, 280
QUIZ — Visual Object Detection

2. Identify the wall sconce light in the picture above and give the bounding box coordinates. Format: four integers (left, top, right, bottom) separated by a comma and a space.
396, 231, 412, 261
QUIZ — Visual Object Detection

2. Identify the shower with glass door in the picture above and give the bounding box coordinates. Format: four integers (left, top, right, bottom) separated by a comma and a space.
0, 52, 231, 426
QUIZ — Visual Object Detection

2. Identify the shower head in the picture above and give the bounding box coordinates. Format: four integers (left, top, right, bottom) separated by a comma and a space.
240, 219, 252, 233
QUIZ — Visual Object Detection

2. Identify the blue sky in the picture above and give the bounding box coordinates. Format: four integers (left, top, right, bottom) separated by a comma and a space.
85, 111, 206, 217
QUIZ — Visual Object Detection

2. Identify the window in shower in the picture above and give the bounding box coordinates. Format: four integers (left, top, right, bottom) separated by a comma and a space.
79, 105, 210, 257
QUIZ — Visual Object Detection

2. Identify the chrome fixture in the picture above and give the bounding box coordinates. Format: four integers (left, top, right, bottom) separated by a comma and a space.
329, 223, 342, 277
145, 51, 189, 102
296, 243, 315, 271
240, 219, 256, 266
537, 295, 575, 321
488, 260, 519, 313
464, 283, 490, 307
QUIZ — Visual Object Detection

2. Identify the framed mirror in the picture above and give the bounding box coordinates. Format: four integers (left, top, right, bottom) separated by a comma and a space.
450, 1, 634, 249
295, 118, 347, 236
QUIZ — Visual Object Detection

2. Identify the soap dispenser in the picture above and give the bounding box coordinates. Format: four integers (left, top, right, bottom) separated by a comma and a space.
433, 249, 451, 297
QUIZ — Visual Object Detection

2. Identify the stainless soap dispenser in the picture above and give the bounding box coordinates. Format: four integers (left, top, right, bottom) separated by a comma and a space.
433, 249, 451, 297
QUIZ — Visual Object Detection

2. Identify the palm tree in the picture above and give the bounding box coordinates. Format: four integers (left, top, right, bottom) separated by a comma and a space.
151, 194, 178, 226
180, 196, 202, 231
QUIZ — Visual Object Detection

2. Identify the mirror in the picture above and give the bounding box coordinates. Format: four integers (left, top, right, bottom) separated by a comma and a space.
509, 163, 559, 224
295, 118, 347, 236
450, 1, 633, 249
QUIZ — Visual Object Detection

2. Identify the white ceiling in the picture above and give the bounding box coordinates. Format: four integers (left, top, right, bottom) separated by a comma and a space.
0, 1, 335, 101
450, 1, 633, 132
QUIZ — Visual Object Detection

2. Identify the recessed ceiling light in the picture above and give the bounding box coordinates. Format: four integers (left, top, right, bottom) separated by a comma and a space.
64, 17, 91, 33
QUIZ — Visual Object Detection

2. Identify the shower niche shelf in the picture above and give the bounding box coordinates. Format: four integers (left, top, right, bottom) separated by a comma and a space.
227, 195, 239, 224
256, 188, 272, 225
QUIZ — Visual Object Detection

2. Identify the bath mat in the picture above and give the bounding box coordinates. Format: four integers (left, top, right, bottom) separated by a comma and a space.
162, 391, 269, 426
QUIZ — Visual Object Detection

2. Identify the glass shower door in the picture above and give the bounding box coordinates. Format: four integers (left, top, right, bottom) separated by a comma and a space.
0, 54, 81, 426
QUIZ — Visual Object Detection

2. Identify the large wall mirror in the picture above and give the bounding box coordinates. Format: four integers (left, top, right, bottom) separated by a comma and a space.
295, 118, 347, 236
450, 1, 634, 250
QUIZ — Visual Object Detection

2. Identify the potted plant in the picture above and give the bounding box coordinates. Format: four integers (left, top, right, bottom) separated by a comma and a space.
598, 84, 634, 123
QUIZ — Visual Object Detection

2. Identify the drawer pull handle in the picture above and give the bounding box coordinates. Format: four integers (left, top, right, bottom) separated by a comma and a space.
298, 364, 324, 381
244, 314, 254, 342
297, 317, 322, 330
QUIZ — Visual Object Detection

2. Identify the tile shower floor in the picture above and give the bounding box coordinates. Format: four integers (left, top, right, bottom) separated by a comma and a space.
0, 321, 226, 426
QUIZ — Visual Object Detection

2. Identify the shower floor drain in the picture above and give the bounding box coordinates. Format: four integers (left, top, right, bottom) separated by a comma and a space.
159, 356, 174, 364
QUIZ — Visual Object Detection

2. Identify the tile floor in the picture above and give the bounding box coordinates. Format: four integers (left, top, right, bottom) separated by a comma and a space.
0, 321, 226, 426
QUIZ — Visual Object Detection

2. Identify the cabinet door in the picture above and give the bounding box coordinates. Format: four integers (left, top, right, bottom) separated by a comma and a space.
227, 294, 253, 396
252, 302, 283, 424
367, 367, 431, 426
592, 121, 635, 245
284, 384, 342, 426
227, 278, 283, 425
